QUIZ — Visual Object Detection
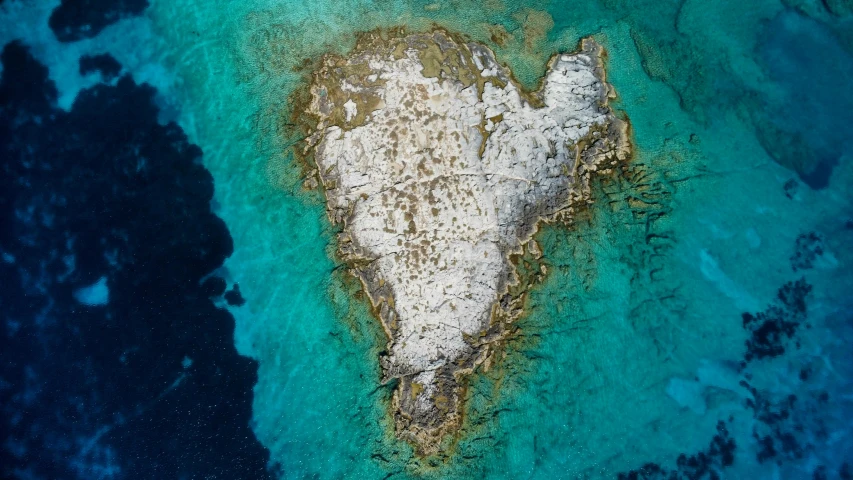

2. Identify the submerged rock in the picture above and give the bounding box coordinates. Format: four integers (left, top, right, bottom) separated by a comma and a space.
300, 28, 630, 453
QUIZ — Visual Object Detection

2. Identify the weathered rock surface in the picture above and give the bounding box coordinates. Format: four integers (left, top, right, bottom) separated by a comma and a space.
301, 29, 630, 453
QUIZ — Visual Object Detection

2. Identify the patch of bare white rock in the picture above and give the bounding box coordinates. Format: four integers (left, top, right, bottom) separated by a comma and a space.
303, 30, 629, 452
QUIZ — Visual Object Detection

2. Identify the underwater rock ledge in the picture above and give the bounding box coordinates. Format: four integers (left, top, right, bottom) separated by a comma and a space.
297, 27, 630, 454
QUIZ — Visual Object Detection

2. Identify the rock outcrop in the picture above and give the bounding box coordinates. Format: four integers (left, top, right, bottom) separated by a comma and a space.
300, 28, 630, 454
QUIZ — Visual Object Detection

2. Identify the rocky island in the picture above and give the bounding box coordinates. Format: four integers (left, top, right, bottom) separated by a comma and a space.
299, 28, 630, 454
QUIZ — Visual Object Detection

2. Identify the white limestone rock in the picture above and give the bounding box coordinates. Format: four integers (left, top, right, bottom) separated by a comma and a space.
303, 29, 630, 452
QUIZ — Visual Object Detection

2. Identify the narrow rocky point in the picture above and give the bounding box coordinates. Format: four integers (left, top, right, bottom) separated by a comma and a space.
298, 27, 630, 454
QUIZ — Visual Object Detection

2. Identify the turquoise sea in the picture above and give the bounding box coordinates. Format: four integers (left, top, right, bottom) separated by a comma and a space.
1, 0, 851, 478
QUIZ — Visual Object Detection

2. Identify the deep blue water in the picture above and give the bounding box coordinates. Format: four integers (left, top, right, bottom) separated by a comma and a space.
0, 6, 270, 476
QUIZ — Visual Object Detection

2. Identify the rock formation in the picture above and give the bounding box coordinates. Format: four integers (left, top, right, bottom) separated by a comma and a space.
300, 28, 630, 454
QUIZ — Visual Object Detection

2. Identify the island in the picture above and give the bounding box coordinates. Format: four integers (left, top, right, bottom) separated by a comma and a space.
298, 28, 630, 454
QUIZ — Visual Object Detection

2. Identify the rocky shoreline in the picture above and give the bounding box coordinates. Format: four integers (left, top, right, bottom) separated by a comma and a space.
297, 27, 630, 454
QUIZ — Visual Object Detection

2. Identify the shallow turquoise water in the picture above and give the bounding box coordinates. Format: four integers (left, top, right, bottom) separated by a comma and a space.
7, 0, 848, 477
149, 0, 852, 477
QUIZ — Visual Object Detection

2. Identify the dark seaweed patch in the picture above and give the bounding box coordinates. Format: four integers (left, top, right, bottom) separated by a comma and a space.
79, 53, 122, 81
797, 157, 840, 189
616, 265, 841, 479
0, 41, 269, 479
616, 421, 736, 480
743, 380, 832, 465
49, 0, 149, 42
783, 178, 799, 199
742, 278, 811, 362
791, 232, 825, 271
225, 283, 246, 306
201, 276, 227, 297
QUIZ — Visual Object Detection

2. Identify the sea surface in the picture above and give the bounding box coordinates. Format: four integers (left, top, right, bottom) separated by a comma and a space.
1, 0, 851, 479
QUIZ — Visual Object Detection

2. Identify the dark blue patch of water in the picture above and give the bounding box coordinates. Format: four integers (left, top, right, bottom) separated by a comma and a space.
0, 41, 270, 479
